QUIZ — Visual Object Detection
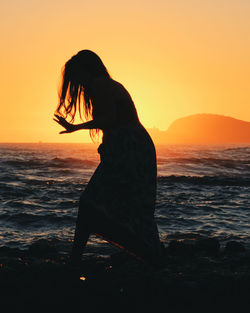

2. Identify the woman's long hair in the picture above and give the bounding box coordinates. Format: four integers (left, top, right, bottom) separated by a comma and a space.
56, 50, 111, 140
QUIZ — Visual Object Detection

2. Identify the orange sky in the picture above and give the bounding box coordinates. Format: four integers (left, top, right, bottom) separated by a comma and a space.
1, 0, 250, 143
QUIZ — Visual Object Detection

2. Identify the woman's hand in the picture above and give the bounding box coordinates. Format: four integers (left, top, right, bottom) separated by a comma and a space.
53, 114, 77, 134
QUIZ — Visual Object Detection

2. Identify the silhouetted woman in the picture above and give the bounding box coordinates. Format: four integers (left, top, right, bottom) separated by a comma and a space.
54, 50, 162, 265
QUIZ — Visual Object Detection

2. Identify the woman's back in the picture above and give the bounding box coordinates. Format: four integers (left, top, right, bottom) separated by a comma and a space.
91, 77, 140, 128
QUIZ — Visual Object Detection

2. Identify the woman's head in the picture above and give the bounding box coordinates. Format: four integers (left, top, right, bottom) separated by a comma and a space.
56, 50, 110, 122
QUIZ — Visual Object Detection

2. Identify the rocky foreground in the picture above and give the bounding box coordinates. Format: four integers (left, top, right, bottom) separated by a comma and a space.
0, 238, 249, 313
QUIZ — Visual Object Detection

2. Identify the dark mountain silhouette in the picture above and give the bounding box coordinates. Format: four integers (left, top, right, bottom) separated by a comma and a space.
148, 114, 250, 144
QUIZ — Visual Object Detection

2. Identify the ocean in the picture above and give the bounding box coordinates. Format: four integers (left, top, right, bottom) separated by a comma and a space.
0, 142, 249, 254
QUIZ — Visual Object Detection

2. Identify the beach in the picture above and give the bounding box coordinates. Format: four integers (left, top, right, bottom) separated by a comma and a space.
0, 238, 249, 313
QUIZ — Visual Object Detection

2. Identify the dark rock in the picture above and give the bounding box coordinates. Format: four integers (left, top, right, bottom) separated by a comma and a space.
194, 238, 220, 256
0, 247, 25, 257
224, 241, 246, 254
167, 240, 195, 256
28, 239, 58, 257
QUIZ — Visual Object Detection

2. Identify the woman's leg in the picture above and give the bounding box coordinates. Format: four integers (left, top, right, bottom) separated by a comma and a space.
70, 163, 103, 264
70, 198, 92, 264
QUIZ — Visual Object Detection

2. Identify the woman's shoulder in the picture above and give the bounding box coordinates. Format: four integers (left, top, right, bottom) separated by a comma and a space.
92, 77, 128, 97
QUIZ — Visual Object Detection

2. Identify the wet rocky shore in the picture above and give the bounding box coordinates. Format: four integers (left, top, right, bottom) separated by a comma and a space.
0, 238, 249, 313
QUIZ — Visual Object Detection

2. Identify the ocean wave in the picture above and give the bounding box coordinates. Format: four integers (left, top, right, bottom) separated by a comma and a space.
223, 146, 250, 152
157, 175, 250, 186
0, 212, 74, 226
159, 157, 249, 168
49, 157, 96, 168
1, 157, 97, 169
2, 155, 249, 172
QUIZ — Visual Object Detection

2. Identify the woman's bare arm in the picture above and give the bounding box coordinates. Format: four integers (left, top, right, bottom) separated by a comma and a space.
53, 114, 114, 134
53, 79, 126, 134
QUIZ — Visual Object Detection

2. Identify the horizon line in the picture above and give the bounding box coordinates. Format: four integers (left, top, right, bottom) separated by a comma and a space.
1, 141, 249, 146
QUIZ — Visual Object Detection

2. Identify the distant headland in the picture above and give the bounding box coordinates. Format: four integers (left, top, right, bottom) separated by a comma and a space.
148, 114, 250, 144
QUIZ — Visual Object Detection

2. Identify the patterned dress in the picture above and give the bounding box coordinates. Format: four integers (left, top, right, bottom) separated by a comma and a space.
80, 123, 162, 261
